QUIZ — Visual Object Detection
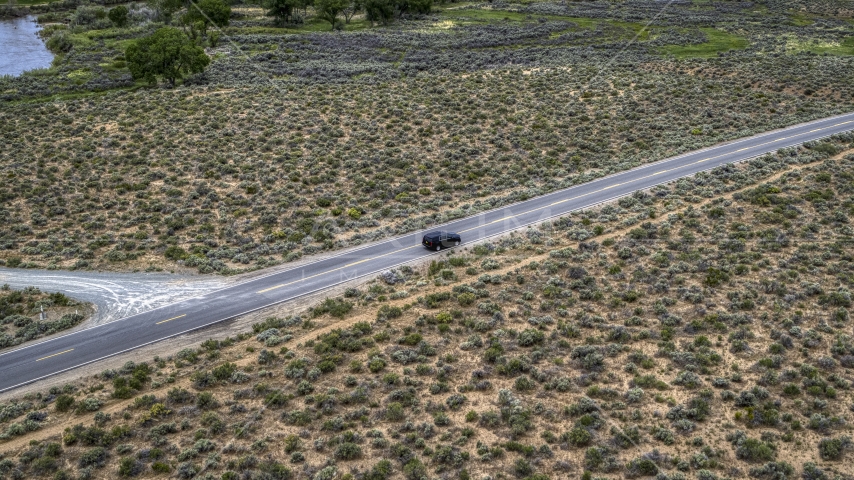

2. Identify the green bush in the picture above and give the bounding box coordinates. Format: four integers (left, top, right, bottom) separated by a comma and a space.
385, 402, 405, 422
108, 5, 128, 27
514, 458, 533, 477
565, 427, 592, 447
704, 268, 730, 287
517, 328, 545, 347
55, 394, 75, 413
368, 357, 386, 373
164, 245, 189, 261
377, 305, 402, 320
117, 457, 140, 477
731, 432, 777, 462
364, 460, 393, 480
334, 442, 362, 460
626, 457, 658, 476
265, 391, 289, 408
457, 293, 476, 306
196, 392, 220, 410
514, 375, 537, 392
78, 447, 108, 468
818, 436, 851, 461
212, 362, 237, 381
313, 298, 353, 318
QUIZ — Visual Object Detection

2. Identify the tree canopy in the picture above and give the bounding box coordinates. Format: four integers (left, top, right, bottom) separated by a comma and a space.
362, 0, 393, 25
264, 0, 304, 26
360, 0, 430, 25
182, 0, 231, 35
314, 0, 348, 30
125, 27, 210, 86
108, 5, 128, 27
397, 0, 431, 15
148, 0, 184, 23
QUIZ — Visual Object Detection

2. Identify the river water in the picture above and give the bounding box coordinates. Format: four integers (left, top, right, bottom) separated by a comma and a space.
0, 15, 54, 76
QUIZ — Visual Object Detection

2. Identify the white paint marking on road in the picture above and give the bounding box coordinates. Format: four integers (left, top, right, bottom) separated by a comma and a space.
3, 113, 854, 391
236, 117, 854, 299
257, 245, 421, 294
6, 114, 854, 393
463, 119, 854, 239
687, 120, 848, 167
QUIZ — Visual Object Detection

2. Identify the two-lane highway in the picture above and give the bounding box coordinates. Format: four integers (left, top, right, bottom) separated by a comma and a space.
1, 113, 853, 393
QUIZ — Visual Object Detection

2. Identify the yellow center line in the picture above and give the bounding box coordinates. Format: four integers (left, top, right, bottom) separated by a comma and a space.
345, 256, 382, 268
257, 284, 286, 294
459, 201, 563, 233
36, 349, 74, 362
549, 189, 600, 207
534, 169, 667, 211
256, 120, 853, 296
697, 121, 849, 164
156, 314, 186, 325
257, 245, 420, 294
550, 198, 571, 206
464, 121, 849, 234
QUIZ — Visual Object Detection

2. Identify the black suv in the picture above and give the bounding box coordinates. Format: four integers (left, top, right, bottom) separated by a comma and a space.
422, 231, 462, 251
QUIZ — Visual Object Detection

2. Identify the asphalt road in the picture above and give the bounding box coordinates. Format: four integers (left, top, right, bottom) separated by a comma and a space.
0, 268, 227, 326
1, 113, 853, 393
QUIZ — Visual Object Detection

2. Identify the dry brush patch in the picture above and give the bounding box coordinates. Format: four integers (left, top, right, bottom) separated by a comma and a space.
2, 0, 854, 275
0, 285, 92, 352
1, 144, 854, 479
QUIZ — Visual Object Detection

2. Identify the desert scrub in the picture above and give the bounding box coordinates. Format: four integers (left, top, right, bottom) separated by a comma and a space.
0, 286, 90, 350
1, 56, 854, 480
0, 19, 854, 479
2, 1, 854, 274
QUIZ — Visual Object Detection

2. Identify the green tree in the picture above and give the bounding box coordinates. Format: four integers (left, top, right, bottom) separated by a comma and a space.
148, 0, 184, 23
264, 0, 302, 25
342, 0, 361, 23
314, 0, 348, 29
396, 0, 431, 15
125, 27, 210, 86
362, 0, 393, 25
301, 0, 313, 18
108, 5, 129, 27
182, 0, 230, 36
